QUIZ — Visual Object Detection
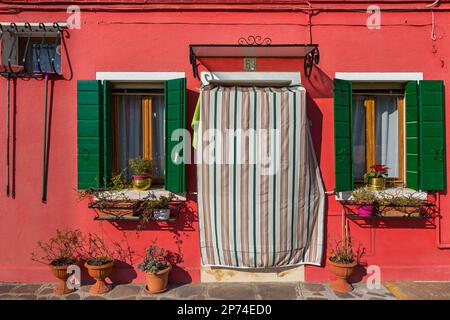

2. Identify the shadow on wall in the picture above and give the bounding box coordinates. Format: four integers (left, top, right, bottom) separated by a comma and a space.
302, 66, 333, 268
303, 66, 333, 100
303, 65, 333, 165
186, 89, 199, 193
89, 200, 197, 284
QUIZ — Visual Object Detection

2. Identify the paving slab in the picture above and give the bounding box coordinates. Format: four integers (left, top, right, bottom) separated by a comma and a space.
207, 283, 257, 300
254, 282, 298, 300
384, 281, 450, 300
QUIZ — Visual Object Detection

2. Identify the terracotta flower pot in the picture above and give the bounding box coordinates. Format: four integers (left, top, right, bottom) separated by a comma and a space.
144, 263, 172, 294
49, 263, 77, 295
85, 261, 114, 294
132, 175, 152, 191
328, 258, 357, 293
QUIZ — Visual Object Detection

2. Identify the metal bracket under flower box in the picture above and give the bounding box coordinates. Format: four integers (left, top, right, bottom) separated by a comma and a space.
89, 200, 182, 222
339, 200, 437, 220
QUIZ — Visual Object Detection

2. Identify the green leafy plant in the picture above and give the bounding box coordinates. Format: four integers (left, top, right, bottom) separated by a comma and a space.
351, 187, 377, 205
364, 164, 388, 183
31, 229, 83, 266
129, 157, 154, 176
136, 193, 176, 226
136, 245, 169, 274
142, 193, 175, 210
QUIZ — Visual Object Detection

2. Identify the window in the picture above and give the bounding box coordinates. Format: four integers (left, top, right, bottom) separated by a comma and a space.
352, 90, 405, 185
111, 87, 165, 185
18, 36, 61, 74
77, 78, 186, 193
1, 24, 62, 75
333, 78, 445, 192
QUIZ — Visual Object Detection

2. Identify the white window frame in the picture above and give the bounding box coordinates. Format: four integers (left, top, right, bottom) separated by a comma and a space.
201, 71, 301, 86
96, 72, 185, 82
335, 72, 423, 82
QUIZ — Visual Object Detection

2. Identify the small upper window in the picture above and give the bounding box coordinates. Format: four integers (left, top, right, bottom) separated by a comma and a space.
1, 23, 62, 75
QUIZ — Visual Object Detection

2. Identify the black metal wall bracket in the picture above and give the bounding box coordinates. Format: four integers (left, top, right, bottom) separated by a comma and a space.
189, 37, 320, 80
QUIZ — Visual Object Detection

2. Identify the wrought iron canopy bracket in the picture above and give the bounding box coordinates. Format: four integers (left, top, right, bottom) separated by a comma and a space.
189, 43, 320, 80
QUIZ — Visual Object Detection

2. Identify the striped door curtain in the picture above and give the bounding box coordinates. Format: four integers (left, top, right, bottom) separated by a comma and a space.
197, 85, 325, 268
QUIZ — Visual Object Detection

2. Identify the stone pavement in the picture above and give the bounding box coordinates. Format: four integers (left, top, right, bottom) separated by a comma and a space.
0, 281, 395, 300
384, 281, 450, 300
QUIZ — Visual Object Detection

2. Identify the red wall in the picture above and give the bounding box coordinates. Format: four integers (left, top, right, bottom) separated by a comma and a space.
1, 5, 450, 284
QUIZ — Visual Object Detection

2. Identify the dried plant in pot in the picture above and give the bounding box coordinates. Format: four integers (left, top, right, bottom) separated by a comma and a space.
31, 229, 83, 295
129, 157, 154, 191
137, 245, 172, 294
82, 233, 115, 294
76, 173, 137, 219
351, 187, 378, 217
328, 237, 364, 293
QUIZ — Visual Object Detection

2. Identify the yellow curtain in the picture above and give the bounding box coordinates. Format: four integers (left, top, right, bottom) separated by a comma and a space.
111, 95, 120, 174
142, 96, 153, 160
364, 96, 375, 173
397, 96, 405, 182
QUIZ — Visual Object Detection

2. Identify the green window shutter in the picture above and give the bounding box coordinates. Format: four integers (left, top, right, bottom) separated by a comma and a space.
333, 78, 353, 192
164, 78, 186, 193
419, 80, 445, 191
77, 80, 103, 189
405, 81, 420, 190
103, 80, 112, 185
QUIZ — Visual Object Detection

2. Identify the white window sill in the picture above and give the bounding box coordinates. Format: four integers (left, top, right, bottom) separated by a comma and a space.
335, 187, 427, 201
94, 188, 186, 201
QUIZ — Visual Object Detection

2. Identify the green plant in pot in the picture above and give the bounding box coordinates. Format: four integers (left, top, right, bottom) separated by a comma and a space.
141, 193, 175, 221
351, 187, 378, 217
82, 233, 115, 294
31, 229, 83, 295
364, 164, 388, 190
129, 156, 154, 191
137, 245, 172, 294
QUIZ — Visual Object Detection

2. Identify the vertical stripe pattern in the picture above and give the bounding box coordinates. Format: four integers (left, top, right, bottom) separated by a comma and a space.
198, 86, 325, 268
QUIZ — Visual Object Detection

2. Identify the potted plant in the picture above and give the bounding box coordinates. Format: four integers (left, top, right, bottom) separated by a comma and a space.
377, 191, 426, 217
83, 233, 115, 294
351, 187, 377, 217
328, 237, 363, 293
364, 164, 388, 190
76, 173, 140, 219
141, 193, 175, 221
137, 245, 172, 294
31, 229, 83, 295
129, 156, 154, 191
